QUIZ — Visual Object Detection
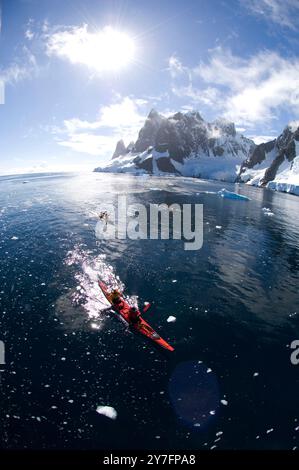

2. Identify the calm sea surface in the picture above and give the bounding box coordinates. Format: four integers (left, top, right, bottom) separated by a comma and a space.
0, 172, 298, 450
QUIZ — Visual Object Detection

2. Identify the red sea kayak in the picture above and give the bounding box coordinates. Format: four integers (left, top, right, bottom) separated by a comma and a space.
98, 281, 174, 352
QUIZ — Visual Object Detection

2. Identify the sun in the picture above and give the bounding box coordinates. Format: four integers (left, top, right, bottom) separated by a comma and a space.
79, 26, 136, 72
48, 25, 137, 73
49, 25, 136, 73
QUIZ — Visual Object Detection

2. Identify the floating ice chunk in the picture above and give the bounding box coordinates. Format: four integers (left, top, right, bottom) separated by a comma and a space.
266, 428, 274, 434
253, 372, 259, 377
215, 226, 222, 230
207, 368, 212, 373
262, 207, 274, 216
96, 405, 117, 420
209, 410, 216, 415
221, 399, 228, 406
11, 236, 19, 240
216, 431, 223, 436
172, 279, 177, 283
167, 316, 176, 323
218, 188, 250, 201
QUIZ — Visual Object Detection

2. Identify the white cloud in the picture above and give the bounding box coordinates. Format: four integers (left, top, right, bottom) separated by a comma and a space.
46, 24, 136, 73
170, 48, 299, 127
25, 29, 34, 40
242, 0, 299, 30
168, 55, 189, 79
58, 133, 115, 156
248, 134, 277, 144
53, 96, 148, 157
0, 46, 38, 89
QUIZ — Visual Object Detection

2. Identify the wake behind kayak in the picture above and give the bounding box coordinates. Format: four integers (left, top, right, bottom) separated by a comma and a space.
98, 281, 174, 352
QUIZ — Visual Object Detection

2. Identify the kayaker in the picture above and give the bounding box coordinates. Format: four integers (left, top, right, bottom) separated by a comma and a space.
128, 306, 141, 324
110, 289, 122, 304
99, 211, 108, 225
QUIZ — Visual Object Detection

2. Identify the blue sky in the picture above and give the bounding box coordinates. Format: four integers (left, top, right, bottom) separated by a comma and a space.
1, 0, 299, 174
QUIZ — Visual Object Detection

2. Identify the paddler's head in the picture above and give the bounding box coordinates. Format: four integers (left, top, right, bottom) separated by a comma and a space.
130, 306, 137, 313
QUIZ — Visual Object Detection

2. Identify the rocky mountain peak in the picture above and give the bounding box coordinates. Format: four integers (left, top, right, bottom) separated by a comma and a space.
112, 139, 127, 159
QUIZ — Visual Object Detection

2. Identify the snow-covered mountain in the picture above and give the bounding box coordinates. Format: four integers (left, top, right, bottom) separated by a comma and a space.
238, 123, 299, 196
94, 109, 255, 182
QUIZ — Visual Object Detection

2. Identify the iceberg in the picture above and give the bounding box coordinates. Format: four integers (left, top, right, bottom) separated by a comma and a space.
218, 188, 250, 201
96, 405, 117, 420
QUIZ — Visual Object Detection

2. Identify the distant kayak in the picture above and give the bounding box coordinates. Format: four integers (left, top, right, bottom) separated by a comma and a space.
98, 281, 174, 352
218, 188, 250, 201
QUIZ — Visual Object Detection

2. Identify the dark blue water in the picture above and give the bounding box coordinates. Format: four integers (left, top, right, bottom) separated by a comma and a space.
0, 172, 299, 450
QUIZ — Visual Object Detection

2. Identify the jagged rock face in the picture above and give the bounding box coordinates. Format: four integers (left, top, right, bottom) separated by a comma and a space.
112, 140, 127, 159
95, 109, 255, 181
133, 110, 253, 164
133, 109, 165, 153
238, 124, 299, 187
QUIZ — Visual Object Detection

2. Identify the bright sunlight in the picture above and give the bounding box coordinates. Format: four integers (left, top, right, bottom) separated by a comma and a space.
47, 25, 136, 73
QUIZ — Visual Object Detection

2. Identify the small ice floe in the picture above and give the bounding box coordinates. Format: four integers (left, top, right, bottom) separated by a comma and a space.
215, 225, 222, 230
194, 423, 201, 427
289, 312, 297, 318
216, 431, 223, 437
266, 428, 274, 434
11, 236, 19, 240
221, 399, 228, 406
91, 323, 101, 330
253, 372, 259, 377
295, 426, 299, 431
262, 207, 274, 216
218, 188, 250, 201
96, 406, 117, 420
167, 316, 176, 323
209, 410, 216, 415
207, 368, 212, 373
172, 279, 177, 283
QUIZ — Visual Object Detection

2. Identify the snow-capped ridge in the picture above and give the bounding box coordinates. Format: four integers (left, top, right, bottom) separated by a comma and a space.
95, 109, 255, 181
238, 123, 299, 195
